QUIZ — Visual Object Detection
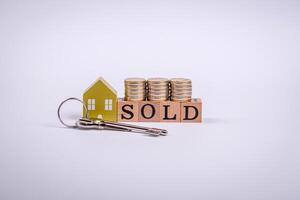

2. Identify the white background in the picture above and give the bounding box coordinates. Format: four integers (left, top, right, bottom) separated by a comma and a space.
0, 0, 299, 199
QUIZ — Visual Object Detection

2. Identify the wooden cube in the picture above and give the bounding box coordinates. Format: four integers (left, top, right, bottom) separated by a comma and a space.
160, 101, 181, 122
117, 98, 139, 122
138, 101, 161, 122
180, 98, 202, 123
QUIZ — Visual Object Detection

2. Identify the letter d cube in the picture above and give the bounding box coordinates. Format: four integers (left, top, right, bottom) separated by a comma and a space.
180, 98, 202, 123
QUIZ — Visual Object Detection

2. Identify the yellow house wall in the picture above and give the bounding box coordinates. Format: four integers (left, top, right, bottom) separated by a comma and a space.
83, 81, 117, 122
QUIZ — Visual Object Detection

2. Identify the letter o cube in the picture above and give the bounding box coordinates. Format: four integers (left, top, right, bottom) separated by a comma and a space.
138, 101, 161, 122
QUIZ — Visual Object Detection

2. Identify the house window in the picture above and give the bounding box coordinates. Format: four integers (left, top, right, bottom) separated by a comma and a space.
104, 99, 113, 111
87, 99, 95, 110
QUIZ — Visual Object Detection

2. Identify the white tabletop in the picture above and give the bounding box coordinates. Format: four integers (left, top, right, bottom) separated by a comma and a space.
0, 1, 299, 199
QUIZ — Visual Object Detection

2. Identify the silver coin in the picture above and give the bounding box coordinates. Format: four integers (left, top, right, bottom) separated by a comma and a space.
172, 91, 192, 95
125, 96, 146, 101
125, 77, 146, 83
148, 77, 169, 83
148, 97, 169, 101
170, 78, 192, 84
171, 98, 192, 102
125, 88, 146, 92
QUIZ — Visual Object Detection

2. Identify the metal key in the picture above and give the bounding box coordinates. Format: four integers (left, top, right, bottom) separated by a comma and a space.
57, 97, 168, 137
75, 118, 168, 136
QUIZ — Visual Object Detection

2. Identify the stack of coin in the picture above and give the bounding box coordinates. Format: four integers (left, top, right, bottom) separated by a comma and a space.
147, 78, 170, 101
124, 78, 146, 101
170, 78, 192, 101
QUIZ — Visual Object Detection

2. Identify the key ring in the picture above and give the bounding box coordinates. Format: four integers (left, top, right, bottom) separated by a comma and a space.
57, 97, 168, 136
57, 97, 88, 128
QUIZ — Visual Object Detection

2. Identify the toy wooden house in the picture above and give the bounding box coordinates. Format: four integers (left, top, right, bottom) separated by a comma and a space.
83, 77, 118, 122
83, 77, 202, 123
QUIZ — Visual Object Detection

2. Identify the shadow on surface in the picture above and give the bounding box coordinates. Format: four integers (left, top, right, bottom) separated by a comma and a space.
203, 117, 228, 124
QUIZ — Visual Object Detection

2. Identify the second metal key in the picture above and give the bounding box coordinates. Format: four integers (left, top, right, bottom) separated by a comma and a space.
76, 118, 168, 136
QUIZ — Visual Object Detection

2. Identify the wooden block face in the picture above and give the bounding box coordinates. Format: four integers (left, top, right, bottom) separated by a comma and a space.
180, 98, 202, 123
138, 101, 161, 122
160, 101, 181, 122
117, 98, 139, 122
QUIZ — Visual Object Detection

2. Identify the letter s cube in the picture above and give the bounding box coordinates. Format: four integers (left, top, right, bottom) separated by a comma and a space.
117, 98, 139, 122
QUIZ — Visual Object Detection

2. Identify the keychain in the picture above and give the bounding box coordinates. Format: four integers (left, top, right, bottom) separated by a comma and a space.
57, 97, 168, 136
